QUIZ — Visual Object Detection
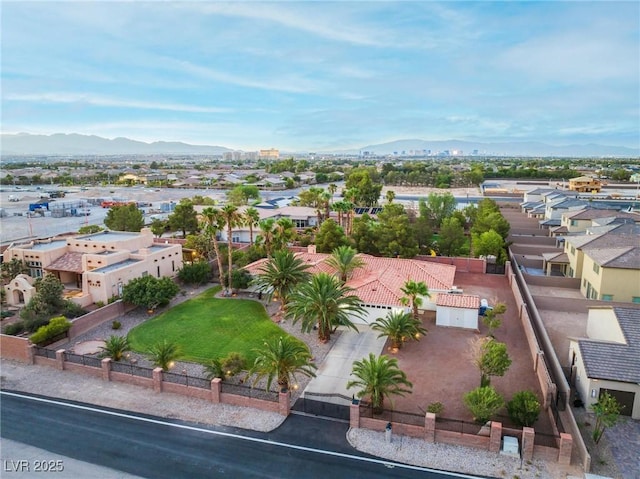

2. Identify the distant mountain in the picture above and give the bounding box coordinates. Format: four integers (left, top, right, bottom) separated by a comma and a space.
351, 139, 639, 157
0, 133, 232, 156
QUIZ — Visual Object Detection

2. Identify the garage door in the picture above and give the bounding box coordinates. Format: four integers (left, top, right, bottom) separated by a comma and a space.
600, 389, 635, 417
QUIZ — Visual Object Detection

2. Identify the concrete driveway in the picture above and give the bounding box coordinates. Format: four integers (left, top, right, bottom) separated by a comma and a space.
303, 325, 387, 404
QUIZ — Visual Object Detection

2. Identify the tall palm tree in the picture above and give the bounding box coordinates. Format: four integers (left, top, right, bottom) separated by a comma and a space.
332, 200, 350, 230
256, 218, 277, 256
321, 190, 332, 224
371, 310, 427, 350
244, 207, 260, 245
273, 217, 296, 252
252, 250, 311, 310
400, 280, 430, 319
286, 272, 365, 342
344, 188, 359, 235
201, 207, 226, 287
347, 353, 413, 414
249, 336, 317, 392
221, 204, 241, 292
326, 245, 365, 283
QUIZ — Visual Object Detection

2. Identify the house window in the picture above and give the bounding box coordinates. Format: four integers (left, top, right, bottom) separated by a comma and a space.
593, 263, 600, 274
27, 260, 42, 278
570, 246, 576, 255
601, 294, 613, 301
157, 266, 160, 278
568, 267, 574, 277
172, 260, 175, 272
570, 220, 578, 226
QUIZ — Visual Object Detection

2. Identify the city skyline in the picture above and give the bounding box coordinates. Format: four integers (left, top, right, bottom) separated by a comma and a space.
1, 1, 639, 152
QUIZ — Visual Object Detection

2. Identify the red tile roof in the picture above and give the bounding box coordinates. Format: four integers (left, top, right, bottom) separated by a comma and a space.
245, 252, 456, 307
436, 293, 480, 309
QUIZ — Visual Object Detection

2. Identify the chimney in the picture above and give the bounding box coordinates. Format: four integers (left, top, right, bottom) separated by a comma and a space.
307, 245, 317, 254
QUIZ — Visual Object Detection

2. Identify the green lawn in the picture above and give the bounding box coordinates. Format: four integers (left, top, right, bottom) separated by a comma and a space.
128, 287, 297, 365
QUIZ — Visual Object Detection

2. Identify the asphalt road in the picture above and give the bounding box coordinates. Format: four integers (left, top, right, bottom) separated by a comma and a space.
0, 391, 478, 479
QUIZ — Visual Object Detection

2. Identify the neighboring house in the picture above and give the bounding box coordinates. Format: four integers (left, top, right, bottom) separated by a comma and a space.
568, 307, 640, 419
3, 228, 183, 307
119, 173, 167, 185
552, 208, 639, 236
568, 176, 602, 193
561, 223, 640, 302
245, 249, 456, 324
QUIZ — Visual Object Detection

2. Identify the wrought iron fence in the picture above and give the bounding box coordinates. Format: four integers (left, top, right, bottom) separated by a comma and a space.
435, 416, 483, 435
33, 346, 56, 359
64, 351, 102, 368
221, 382, 278, 402
110, 361, 153, 378
163, 371, 211, 389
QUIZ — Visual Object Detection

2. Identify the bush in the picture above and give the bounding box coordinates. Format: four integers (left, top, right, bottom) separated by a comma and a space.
62, 300, 86, 318
4, 321, 25, 336
426, 402, 444, 415
177, 261, 212, 285
94, 300, 105, 308
204, 358, 225, 380
122, 276, 180, 310
1, 310, 15, 319
222, 352, 246, 377
507, 391, 541, 427
29, 316, 72, 345
99, 335, 130, 361
111, 320, 122, 330
463, 386, 504, 424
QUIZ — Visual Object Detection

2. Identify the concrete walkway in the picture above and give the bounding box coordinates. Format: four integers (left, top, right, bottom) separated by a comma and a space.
303, 325, 387, 404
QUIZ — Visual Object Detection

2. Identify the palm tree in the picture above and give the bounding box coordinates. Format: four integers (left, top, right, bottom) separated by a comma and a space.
344, 188, 359, 235
332, 200, 351, 230
244, 207, 260, 245
347, 353, 413, 414
321, 190, 332, 224
256, 218, 277, 256
400, 280, 430, 319
99, 335, 130, 362
201, 207, 226, 286
147, 339, 182, 371
385, 190, 396, 204
221, 204, 241, 292
252, 250, 311, 311
286, 272, 365, 342
326, 245, 365, 283
249, 336, 317, 392
371, 310, 427, 350
273, 217, 296, 252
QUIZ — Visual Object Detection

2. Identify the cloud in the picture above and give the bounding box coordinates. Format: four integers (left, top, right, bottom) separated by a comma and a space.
5, 93, 231, 114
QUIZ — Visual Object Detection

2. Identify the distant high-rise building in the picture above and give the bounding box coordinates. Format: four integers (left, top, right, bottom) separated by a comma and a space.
259, 148, 279, 159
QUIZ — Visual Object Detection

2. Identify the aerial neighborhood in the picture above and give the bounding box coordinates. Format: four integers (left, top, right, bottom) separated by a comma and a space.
1, 152, 639, 478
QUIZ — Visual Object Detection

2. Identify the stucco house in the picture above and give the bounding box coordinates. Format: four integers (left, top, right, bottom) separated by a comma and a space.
245, 250, 456, 324
568, 307, 640, 419
3, 228, 183, 307
568, 176, 602, 193
435, 293, 481, 330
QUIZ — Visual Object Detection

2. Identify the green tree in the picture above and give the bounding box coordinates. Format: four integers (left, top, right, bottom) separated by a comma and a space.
177, 261, 212, 285
297, 186, 326, 224
400, 280, 430, 319
437, 217, 466, 257
168, 200, 198, 237
482, 302, 506, 337
464, 386, 504, 423
121, 276, 180, 311
345, 168, 382, 206
256, 218, 277, 256
252, 250, 311, 311
20, 274, 72, 332
77, 225, 104, 235
249, 336, 317, 392
1, 258, 28, 284
147, 339, 182, 371
315, 219, 350, 253
201, 207, 226, 286
273, 217, 297, 252
226, 268, 252, 291
286, 272, 365, 342
474, 337, 512, 387
332, 200, 352, 230
472, 229, 506, 264
244, 207, 260, 244
100, 335, 130, 362
375, 204, 419, 258
347, 353, 413, 414
221, 204, 241, 293
351, 214, 379, 255
591, 392, 625, 444
227, 185, 260, 206
507, 390, 541, 427
424, 193, 457, 230
150, 218, 166, 238
385, 190, 396, 204
104, 204, 144, 232
372, 310, 427, 350
326, 245, 365, 283
471, 199, 510, 239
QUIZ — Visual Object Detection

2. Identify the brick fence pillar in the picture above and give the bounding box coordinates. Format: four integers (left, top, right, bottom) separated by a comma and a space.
101, 358, 111, 381
210, 378, 221, 403
278, 391, 290, 416
152, 367, 163, 393
55, 349, 66, 370
350, 402, 360, 429
558, 433, 573, 465
27, 344, 36, 365
522, 427, 535, 461
489, 421, 502, 452
424, 412, 436, 443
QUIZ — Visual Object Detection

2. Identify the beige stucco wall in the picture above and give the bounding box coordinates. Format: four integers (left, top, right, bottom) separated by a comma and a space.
581, 254, 640, 302
4, 240, 68, 269
564, 240, 585, 278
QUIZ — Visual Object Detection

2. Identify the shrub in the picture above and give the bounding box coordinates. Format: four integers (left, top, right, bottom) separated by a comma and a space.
1, 310, 15, 319
122, 276, 180, 310
147, 339, 182, 371
463, 386, 504, 424
62, 300, 86, 318
4, 321, 25, 336
29, 316, 72, 345
204, 358, 225, 380
94, 300, 105, 308
507, 391, 541, 427
100, 335, 130, 361
222, 352, 246, 377
177, 261, 212, 285
426, 402, 444, 415
111, 320, 122, 330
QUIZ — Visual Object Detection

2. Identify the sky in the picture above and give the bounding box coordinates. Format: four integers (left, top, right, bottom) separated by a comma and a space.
1, 1, 639, 152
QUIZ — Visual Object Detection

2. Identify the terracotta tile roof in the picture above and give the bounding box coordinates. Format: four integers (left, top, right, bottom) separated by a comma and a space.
44, 252, 84, 273
245, 252, 456, 308
436, 293, 480, 309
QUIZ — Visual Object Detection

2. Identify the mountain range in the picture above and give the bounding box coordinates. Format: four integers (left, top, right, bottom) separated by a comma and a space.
1, 133, 638, 157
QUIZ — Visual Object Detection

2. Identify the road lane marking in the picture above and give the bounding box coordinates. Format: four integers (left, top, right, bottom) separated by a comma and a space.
1, 390, 480, 478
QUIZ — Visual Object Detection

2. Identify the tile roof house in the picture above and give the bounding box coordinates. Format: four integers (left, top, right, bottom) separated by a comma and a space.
245, 250, 456, 324
3, 228, 183, 307
568, 307, 640, 418
436, 293, 481, 330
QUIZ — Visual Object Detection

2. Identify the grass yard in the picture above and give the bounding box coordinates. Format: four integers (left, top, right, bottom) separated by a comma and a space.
128, 286, 298, 365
